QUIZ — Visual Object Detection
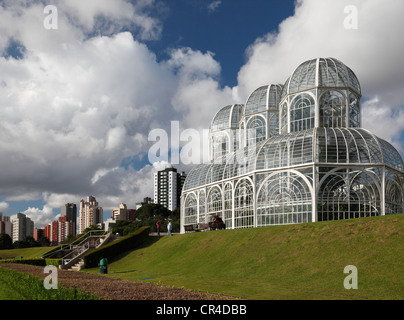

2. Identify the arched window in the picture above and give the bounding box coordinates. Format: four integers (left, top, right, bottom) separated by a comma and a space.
224, 183, 233, 229
246, 115, 266, 146
257, 172, 312, 226
234, 179, 254, 228
240, 122, 245, 148
290, 94, 315, 132
319, 91, 346, 128
184, 193, 197, 226
211, 132, 229, 160
268, 113, 279, 137
198, 190, 206, 224
349, 93, 360, 128
280, 102, 288, 134
318, 169, 380, 221
207, 187, 222, 220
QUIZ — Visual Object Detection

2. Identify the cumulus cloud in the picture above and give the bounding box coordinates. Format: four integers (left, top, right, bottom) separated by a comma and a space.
0, 202, 9, 213
237, 0, 404, 149
167, 47, 238, 129
2, 0, 403, 227
0, 0, 234, 225
22, 205, 57, 228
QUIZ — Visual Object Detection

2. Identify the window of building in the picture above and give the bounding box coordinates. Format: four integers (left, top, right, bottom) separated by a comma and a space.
320, 91, 346, 128
234, 179, 254, 228
290, 94, 315, 132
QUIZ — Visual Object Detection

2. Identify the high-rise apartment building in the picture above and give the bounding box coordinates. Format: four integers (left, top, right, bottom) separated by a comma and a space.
61, 203, 77, 236
58, 216, 75, 244
12, 213, 34, 243
33, 228, 44, 242
78, 196, 103, 234
154, 167, 187, 211
0, 213, 12, 238
111, 203, 127, 221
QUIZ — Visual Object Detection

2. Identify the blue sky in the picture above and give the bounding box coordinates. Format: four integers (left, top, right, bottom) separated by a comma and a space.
146, 0, 295, 86
1, 0, 404, 227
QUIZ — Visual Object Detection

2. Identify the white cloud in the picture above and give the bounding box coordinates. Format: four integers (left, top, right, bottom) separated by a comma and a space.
207, 1, 222, 13
167, 47, 238, 129
0, 1, 179, 224
25, 206, 58, 228
237, 0, 404, 149
3, 0, 403, 227
0, 202, 9, 213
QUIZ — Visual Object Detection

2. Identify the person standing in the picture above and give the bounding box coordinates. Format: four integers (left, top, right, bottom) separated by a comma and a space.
167, 219, 172, 236
156, 219, 161, 236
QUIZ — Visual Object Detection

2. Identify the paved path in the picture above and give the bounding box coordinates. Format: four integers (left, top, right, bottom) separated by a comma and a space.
148, 232, 180, 236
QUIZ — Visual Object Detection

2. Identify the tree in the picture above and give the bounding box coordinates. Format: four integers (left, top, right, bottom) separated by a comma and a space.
39, 236, 51, 247
24, 236, 40, 248
0, 233, 13, 250
110, 204, 181, 236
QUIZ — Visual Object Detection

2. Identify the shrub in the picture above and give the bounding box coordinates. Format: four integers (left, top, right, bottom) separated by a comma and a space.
83, 226, 150, 268
0, 258, 61, 267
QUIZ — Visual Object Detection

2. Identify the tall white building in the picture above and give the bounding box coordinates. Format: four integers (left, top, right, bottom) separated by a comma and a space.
78, 196, 103, 234
12, 213, 34, 243
0, 213, 12, 238
154, 167, 186, 211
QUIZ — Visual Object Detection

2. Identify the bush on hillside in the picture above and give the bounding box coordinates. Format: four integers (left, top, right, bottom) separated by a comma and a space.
83, 226, 150, 268
0, 258, 61, 267
110, 204, 180, 236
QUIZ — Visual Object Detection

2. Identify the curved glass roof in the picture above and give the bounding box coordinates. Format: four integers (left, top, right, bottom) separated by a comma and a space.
244, 84, 283, 116
283, 58, 361, 98
210, 104, 244, 132
183, 128, 404, 191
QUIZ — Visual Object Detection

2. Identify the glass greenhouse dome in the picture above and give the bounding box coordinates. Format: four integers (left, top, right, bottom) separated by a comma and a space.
180, 58, 404, 233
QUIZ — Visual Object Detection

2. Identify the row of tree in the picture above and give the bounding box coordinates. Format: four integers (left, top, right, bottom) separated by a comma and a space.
0, 234, 50, 250
111, 203, 180, 236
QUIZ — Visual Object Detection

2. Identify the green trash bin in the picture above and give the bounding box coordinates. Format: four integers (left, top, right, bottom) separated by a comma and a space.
99, 258, 108, 274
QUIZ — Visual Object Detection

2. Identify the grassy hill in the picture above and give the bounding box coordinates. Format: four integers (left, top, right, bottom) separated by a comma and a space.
0, 247, 53, 260
83, 214, 404, 300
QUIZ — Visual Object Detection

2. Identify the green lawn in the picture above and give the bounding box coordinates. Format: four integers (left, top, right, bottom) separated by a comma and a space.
0, 247, 54, 260
0, 278, 25, 300
84, 215, 404, 300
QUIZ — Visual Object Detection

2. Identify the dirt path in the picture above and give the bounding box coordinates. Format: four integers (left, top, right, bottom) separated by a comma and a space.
1, 263, 235, 300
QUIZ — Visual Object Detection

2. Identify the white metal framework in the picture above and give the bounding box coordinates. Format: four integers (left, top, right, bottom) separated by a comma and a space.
181, 57, 404, 233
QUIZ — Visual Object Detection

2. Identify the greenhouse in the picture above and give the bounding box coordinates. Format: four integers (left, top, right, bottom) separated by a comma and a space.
180, 57, 404, 233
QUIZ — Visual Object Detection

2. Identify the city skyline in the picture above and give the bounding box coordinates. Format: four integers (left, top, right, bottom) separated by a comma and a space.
1, 0, 404, 228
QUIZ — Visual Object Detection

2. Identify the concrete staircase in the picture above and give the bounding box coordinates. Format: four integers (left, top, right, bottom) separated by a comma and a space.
69, 259, 84, 271
43, 230, 112, 271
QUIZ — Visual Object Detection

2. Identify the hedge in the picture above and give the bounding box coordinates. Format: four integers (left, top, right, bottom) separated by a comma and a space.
0, 258, 61, 267
83, 226, 150, 268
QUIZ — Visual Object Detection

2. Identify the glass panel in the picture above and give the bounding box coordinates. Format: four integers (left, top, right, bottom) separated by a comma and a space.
245, 86, 268, 115
184, 193, 197, 225
290, 94, 315, 133
319, 91, 345, 128
257, 172, 312, 226
246, 115, 267, 146
234, 179, 254, 228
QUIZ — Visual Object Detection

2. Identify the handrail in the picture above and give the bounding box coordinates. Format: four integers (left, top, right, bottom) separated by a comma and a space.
42, 229, 107, 259
59, 232, 111, 270
60, 232, 111, 266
